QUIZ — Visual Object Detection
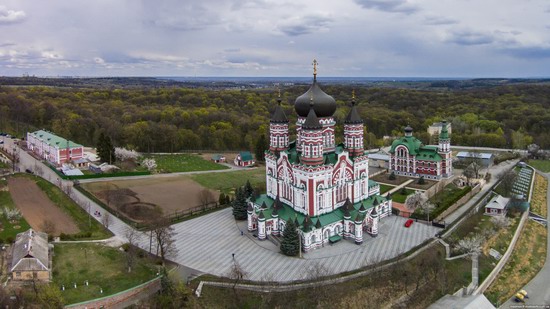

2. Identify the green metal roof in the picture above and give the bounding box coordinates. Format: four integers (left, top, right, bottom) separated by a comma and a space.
239, 151, 253, 161
252, 193, 387, 231
29, 130, 82, 148
439, 121, 449, 140
389, 136, 423, 155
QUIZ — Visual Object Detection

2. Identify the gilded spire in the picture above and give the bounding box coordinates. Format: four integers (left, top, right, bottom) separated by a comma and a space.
312, 59, 318, 81
277, 87, 282, 105
351, 89, 356, 106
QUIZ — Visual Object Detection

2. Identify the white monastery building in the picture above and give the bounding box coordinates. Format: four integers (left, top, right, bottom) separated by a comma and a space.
247, 63, 392, 252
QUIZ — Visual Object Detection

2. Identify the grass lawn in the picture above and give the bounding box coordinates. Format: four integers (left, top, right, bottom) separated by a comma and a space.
16, 174, 112, 240
390, 188, 415, 203
531, 173, 547, 217
0, 178, 31, 243
52, 243, 159, 305
426, 184, 472, 220
379, 184, 394, 194
528, 159, 550, 172
485, 220, 547, 306
190, 168, 266, 195
371, 172, 410, 186
147, 153, 229, 173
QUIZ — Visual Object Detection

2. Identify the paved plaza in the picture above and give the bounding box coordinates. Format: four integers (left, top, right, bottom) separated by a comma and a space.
147, 208, 440, 282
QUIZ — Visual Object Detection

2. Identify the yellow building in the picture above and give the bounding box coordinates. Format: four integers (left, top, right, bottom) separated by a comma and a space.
10, 229, 50, 281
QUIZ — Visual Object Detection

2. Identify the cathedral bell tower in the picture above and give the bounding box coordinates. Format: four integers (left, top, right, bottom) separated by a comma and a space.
269, 91, 289, 152
300, 101, 324, 166
344, 91, 364, 157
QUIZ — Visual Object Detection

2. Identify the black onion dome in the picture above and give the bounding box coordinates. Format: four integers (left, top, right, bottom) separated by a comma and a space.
302, 104, 322, 130
271, 98, 288, 123
295, 80, 336, 118
404, 125, 413, 133
345, 99, 362, 124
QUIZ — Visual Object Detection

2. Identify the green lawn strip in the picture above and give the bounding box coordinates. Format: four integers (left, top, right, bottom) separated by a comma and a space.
16, 174, 112, 239
414, 184, 472, 220
0, 178, 32, 242
379, 184, 394, 194
0, 160, 8, 168
190, 168, 266, 195
147, 153, 229, 173
390, 188, 415, 203
485, 220, 547, 306
527, 159, 550, 173
52, 243, 159, 305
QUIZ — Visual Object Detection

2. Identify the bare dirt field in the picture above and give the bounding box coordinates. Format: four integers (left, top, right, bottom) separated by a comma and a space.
81, 176, 219, 221
7, 177, 79, 235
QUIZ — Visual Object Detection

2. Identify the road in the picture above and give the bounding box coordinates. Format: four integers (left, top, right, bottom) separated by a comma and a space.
500, 172, 550, 308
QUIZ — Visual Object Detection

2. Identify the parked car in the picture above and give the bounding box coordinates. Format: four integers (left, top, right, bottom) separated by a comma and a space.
404, 219, 414, 228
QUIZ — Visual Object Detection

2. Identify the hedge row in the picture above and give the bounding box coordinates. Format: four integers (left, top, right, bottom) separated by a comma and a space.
411, 185, 472, 220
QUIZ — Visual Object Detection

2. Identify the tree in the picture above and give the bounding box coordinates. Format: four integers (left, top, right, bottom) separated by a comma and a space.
198, 188, 215, 210
114, 147, 139, 162
280, 220, 300, 256
388, 171, 396, 180
491, 216, 511, 230
124, 226, 142, 273
142, 158, 157, 172
232, 187, 248, 220
417, 176, 425, 185
37, 284, 64, 309
41, 220, 56, 236
97, 132, 115, 164
418, 201, 436, 222
151, 219, 177, 266
102, 212, 111, 228
455, 234, 484, 255
498, 169, 517, 197
219, 192, 227, 205
244, 180, 254, 198
255, 134, 268, 163
404, 191, 428, 211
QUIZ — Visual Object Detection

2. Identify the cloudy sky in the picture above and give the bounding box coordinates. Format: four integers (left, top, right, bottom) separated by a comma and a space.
1, 0, 550, 77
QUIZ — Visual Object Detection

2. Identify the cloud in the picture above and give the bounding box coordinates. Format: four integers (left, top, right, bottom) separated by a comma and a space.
354, 0, 418, 14
501, 46, 550, 59
277, 15, 333, 36
424, 15, 457, 25
445, 30, 495, 46
0, 6, 26, 24
141, 2, 221, 31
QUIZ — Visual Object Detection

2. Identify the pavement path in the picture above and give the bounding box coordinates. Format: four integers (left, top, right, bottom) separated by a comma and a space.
500, 172, 550, 308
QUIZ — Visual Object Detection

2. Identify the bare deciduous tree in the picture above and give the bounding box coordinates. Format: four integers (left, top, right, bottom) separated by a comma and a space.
418, 201, 436, 222
405, 191, 428, 211
198, 189, 215, 210
124, 226, 142, 273
102, 212, 111, 229
151, 219, 177, 266
41, 220, 56, 236
498, 169, 518, 197
491, 216, 511, 230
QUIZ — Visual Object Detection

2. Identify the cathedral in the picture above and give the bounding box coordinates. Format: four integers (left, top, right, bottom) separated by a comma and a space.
247, 62, 392, 252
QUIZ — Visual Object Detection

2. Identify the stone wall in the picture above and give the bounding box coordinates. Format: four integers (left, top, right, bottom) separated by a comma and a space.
65, 276, 161, 309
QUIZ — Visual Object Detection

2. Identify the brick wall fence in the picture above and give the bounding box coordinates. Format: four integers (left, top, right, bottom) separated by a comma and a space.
65, 276, 161, 309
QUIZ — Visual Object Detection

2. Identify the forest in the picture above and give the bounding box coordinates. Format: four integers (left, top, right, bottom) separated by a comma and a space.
1, 79, 549, 152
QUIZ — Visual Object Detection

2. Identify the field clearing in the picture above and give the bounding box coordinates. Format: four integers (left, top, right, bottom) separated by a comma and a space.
146, 153, 229, 173
190, 168, 265, 194
82, 176, 220, 217
52, 243, 158, 305
8, 177, 79, 235
485, 220, 547, 305
531, 173, 547, 217
528, 159, 550, 172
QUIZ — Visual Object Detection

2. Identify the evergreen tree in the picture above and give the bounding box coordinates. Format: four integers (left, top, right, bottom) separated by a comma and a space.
219, 192, 227, 205
244, 180, 254, 198
280, 219, 300, 256
388, 171, 396, 180
232, 187, 248, 220
97, 132, 115, 164
255, 134, 268, 163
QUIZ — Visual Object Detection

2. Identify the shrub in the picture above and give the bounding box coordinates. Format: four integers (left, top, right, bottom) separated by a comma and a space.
389, 172, 396, 180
